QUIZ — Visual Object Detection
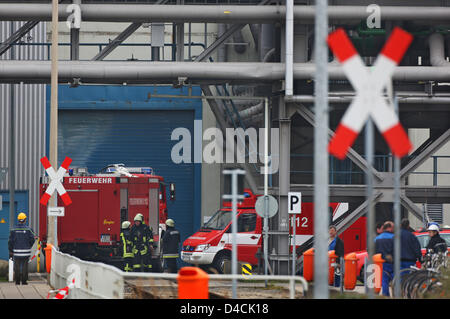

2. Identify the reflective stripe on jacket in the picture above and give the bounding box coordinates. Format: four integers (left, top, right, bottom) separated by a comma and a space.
120, 230, 134, 258
8, 224, 36, 258
161, 226, 180, 258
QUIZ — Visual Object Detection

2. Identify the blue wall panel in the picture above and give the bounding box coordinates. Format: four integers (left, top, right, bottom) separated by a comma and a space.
46, 85, 202, 255
0, 191, 29, 260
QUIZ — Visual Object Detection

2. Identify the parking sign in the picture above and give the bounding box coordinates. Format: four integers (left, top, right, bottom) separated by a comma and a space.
288, 192, 301, 214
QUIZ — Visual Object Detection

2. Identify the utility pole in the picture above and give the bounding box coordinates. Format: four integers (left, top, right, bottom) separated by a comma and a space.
313, 0, 330, 299
48, 0, 59, 246
9, 21, 16, 234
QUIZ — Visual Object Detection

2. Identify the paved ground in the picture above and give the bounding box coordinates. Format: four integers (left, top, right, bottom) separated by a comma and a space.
0, 273, 51, 299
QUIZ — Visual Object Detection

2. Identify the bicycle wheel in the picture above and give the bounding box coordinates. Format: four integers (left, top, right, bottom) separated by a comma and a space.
406, 271, 428, 299
392, 268, 415, 298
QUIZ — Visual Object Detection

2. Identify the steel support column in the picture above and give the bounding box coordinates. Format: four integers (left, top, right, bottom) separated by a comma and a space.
276, 95, 292, 275
70, 27, 80, 61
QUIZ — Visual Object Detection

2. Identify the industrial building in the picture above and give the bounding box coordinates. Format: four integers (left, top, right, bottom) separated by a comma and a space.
0, 0, 449, 278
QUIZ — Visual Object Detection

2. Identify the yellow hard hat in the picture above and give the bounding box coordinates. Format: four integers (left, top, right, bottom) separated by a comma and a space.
17, 212, 27, 221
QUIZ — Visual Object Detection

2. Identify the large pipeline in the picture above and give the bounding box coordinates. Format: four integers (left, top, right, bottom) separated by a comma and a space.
0, 4, 450, 23
0, 61, 449, 84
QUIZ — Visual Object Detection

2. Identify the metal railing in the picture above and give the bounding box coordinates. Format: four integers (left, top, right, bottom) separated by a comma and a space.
290, 154, 450, 185
50, 247, 308, 299
2, 41, 209, 62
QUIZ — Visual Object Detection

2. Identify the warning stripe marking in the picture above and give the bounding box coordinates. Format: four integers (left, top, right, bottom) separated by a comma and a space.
241, 264, 252, 276
327, 27, 413, 159
40, 156, 72, 206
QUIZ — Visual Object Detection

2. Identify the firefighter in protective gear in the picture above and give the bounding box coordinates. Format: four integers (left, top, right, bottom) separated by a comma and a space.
8, 213, 36, 285
131, 214, 154, 272
161, 219, 180, 273
119, 221, 134, 272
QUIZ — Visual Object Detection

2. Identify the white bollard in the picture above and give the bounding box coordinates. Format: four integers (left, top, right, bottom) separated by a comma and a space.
8, 258, 14, 282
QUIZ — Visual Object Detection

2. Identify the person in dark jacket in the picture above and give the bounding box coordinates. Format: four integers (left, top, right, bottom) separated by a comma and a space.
328, 225, 344, 287
161, 219, 180, 273
131, 214, 153, 272
426, 224, 447, 253
8, 213, 36, 285
375, 221, 394, 296
119, 221, 134, 272
400, 219, 422, 275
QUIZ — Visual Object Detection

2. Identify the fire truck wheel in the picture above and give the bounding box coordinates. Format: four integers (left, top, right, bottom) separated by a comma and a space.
213, 253, 231, 274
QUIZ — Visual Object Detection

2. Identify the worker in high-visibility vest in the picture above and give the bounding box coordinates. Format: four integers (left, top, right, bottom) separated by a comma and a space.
119, 221, 134, 272
161, 219, 180, 273
8, 213, 37, 285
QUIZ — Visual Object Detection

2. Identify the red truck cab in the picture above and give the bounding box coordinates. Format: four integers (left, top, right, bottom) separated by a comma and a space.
182, 189, 261, 273
182, 189, 363, 274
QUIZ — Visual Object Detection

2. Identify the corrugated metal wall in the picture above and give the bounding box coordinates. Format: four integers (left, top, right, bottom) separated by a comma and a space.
0, 21, 47, 232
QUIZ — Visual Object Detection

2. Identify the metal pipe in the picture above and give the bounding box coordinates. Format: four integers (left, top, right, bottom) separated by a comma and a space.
365, 118, 375, 299
286, 94, 450, 104
263, 98, 269, 279
2, 61, 450, 83
2, 4, 450, 23
285, 0, 294, 96
393, 95, 401, 299
429, 33, 450, 67
313, 0, 329, 299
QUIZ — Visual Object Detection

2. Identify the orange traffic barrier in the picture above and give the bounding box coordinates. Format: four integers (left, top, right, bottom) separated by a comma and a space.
328, 250, 337, 285
177, 267, 209, 299
372, 253, 385, 294
303, 248, 314, 281
344, 252, 357, 290
44, 243, 53, 274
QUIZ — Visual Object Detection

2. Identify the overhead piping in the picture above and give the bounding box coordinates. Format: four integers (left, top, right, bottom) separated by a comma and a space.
429, 33, 450, 67
1, 4, 450, 23
1, 61, 450, 83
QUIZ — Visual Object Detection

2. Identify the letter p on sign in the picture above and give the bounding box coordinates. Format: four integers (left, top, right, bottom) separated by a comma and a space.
288, 192, 301, 214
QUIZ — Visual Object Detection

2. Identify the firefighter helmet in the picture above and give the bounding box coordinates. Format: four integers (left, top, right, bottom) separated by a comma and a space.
17, 212, 27, 222
166, 219, 175, 227
134, 214, 143, 222
121, 221, 131, 229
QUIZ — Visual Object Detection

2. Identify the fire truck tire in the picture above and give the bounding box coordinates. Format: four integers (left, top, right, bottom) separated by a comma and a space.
212, 253, 231, 274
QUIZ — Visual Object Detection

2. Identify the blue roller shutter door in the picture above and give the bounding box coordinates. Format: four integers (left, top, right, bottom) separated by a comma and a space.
58, 110, 195, 249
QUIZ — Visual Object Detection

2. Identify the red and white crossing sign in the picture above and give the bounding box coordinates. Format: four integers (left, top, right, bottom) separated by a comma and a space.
40, 156, 72, 206
327, 27, 413, 160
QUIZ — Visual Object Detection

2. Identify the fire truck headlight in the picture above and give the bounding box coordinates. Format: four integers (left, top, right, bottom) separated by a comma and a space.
195, 244, 210, 252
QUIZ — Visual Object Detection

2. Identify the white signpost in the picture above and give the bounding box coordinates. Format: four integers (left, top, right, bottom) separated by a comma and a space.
48, 207, 65, 247
288, 192, 302, 276
48, 207, 65, 217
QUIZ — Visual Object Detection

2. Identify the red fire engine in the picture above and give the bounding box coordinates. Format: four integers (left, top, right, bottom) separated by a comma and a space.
39, 164, 175, 269
181, 189, 366, 273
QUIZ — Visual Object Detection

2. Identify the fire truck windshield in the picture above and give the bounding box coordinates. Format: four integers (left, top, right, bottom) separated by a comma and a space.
201, 210, 232, 230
